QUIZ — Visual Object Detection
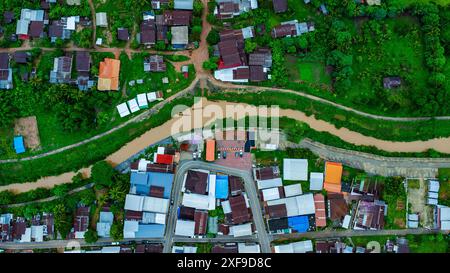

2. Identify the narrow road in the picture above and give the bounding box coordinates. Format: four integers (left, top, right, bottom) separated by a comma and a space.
163, 160, 271, 253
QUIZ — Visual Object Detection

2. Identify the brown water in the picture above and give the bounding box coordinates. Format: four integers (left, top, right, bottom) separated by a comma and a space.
2, 98, 450, 193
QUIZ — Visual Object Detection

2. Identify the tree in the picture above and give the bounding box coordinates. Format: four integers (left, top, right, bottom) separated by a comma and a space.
110, 221, 123, 240
52, 184, 69, 197
206, 29, 220, 45
80, 189, 96, 206
84, 229, 98, 243
91, 161, 114, 187
53, 203, 72, 239
193, 0, 204, 17
0, 191, 14, 206
244, 39, 257, 53
202, 57, 219, 71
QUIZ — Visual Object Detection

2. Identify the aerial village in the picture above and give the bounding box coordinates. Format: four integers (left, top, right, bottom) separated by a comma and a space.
0, 0, 449, 255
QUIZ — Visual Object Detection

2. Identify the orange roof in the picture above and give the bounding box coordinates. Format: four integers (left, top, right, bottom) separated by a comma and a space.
206, 139, 215, 162
314, 193, 327, 227
324, 162, 342, 193
98, 58, 120, 91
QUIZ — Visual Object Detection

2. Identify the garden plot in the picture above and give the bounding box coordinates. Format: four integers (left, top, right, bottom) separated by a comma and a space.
14, 116, 41, 151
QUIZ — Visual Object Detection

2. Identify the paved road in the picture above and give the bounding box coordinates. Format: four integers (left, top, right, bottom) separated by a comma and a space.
272, 228, 447, 241
295, 139, 450, 178
163, 160, 272, 253
0, 183, 95, 208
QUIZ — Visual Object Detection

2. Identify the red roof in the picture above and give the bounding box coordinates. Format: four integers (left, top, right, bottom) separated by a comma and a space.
156, 154, 174, 164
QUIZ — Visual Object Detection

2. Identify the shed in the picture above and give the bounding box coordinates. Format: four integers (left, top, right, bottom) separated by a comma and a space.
284, 183, 302, 197
175, 220, 195, 237
96, 12, 108, 27
137, 93, 148, 109
127, 98, 140, 113
309, 172, 324, 191
283, 158, 308, 181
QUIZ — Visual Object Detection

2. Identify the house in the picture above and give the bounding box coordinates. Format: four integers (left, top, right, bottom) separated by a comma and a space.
123, 221, 165, 238
184, 170, 209, 194
314, 193, 327, 227
97, 211, 114, 238
353, 200, 386, 230
163, 10, 192, 26
182, 193, 210, 210
117, 28, 130, 41
140, 19, 156, 46
212, 244, 238, 253
16, 9, 45, 39
267, 193, 315, 218
0, 214, 13, 242
175, 220, 195, 237
229, 223, 252, 237
229, 176, 244, 196
129, 171, 174, 198
206, 139, 215, 161
309, 172, 324, 191
283, 183, 302, 197
96, 12, 108, 27
194, 210, 208, 235
327, 193, 348, 222
172, 245, 197, 253
272, 0, 288, 13
70, 206, 90, 239
76, 51, 92, 91
407, 213, 419, 228
98, 58, 120, 91
283, 158, 308, 181
324, 161, 343, 193
383, 77, 402, 89
174, 0, 194, 10
116, 103, 131, 118
271, 20, 315, 39
48, 16, 80, 42
151, 0, 170, 9
255, 166, 280, 181
238, 243, 261, 253
49, 55, 73, 84
437, 206, 450, 230
144, 55, 166, 72
248, 48, 272, 67
13, 52, 31, 64
273, 240, 313, 253
3, 11, 15, 24
0, 53, 13, 89
171, 26, 189, 49
229, 194, 251, 224
13, 136, 26, 154
214, 0, 258, 19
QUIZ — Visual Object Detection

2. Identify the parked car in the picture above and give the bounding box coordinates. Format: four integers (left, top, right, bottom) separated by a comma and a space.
217, 151, 221, 159
223, 151, 227, 159
239, 150, 243, 158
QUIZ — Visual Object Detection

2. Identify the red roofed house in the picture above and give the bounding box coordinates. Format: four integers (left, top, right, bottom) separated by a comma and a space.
314, 193, 327, 227
194, 210, 208, 235
156, 154, 174, 165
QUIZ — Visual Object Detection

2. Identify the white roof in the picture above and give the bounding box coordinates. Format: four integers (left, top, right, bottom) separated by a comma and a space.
137, 93, 148, 108
99, 211, 114, 224
408, 214, 419, 221
267, 193, 315, 217
157, 147, 165, 154
238, 243, 260, 253
257, 178, 282, 190
127, 98, 140, 113
171, 26, 189, 45
429, 180, 440, 192
137, 159, 150, 172
172, 246, 198, 253
441, 221, 450, 230
428, 192, 438, 199
116, 103, 130, 117
342, 215, 351, 229
66, 16, 76, 30
20, 228, 31, 243
241, 26, 254, 39
101, 246, 121, 253
125, 194, 144, 211
143, 196, 169, 213
428, 198, 438, 205
274, 240, 313, 253
208, 174, 216, 210
261, 187, 281, 201
284, 183, 302, 197
309, 172, 324, 191
221, 200, 231, 214
229, 223, 252, 237
74, 231, 85, 239
283, 159, 308, 181
182, 193, 210, 210
147, 92, 157, 102
440, 207, 450, 221
123, 220, 139, 238
31, 225, 44, 242
175, 220, 195, 237
96, 222, 112, 237
96, 12, 108, 27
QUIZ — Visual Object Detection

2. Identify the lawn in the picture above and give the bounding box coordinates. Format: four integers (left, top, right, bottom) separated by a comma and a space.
380, 177, 407, 229
438, 168, 450, 206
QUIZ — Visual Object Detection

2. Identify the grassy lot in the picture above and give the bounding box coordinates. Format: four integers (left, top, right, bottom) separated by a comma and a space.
348, 16, 427, 110
285, 55, 331, 86
391, 0, 450, 7
438, 168, 450, 206
380, 177, 407, 229
408, 179, 421, 189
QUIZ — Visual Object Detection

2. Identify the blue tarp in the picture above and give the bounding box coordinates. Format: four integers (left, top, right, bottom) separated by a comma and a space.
215, 175, 229, 199
13, 136, 25, 154
288, 216, 309, 232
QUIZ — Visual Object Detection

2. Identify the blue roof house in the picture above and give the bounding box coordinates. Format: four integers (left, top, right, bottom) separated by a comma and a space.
130, 172, 150, 195
135, 224, 165, 238
215, 175, 229, 199
174, 0, 193, 10
288, 216, 310, 232
130, 171, 174, 198
14, 136, 26, 154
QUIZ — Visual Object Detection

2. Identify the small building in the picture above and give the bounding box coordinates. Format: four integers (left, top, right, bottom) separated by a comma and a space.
327, 193, 348, 222
144, 55, 166, 72
0, 53, 13, 89
13, 136, 26, 154
229, 223, 252, 237
324, 162, 343, 193
229, 194, 250, 224
205, 139, 215, 162
272, 0, 288, 13
116, 103, 131, 118
140, 19, 156, 46
75, 51, 92, 91
314, 193, 327, 227
13, 52, 31, 64
98, 58, 120, 91
117, 28, 130, 41
71, 206, 90, 239
50, 56, 73, 84
309, 172, 324, 191
163, 10, 192, 26
283, 158, 308, 181
273, 240, 313, 253
353, 200, 386, 230
96, 12, 108, 27
174, 0, 194, 10
407, 214, 419, 229
175, 220, 195, 237
383, 77, 402, 89
194, 210, 208, 235
184, 170, 209, 194
171, 26, 189, 49
283, 184, 302, 197
97, 211, 114, 238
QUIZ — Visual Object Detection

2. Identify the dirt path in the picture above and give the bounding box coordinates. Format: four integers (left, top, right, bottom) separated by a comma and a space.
88, 0, 97, 47
4, 98, 450, 193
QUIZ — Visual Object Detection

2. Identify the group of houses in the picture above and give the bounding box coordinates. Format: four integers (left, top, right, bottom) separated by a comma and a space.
425, 179, 450, 231
209, 242, 261, 253
213, 0, 259, 19
177, 169, 255, 238
0, 213, 54, 243
258, 158, 389, 234
123, 146, 179, 238
50, 51, 95, 91
213, 28, 273, 83
65, 243, 164, 253
0, 51, 33, 90
116, 90, 164, 118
